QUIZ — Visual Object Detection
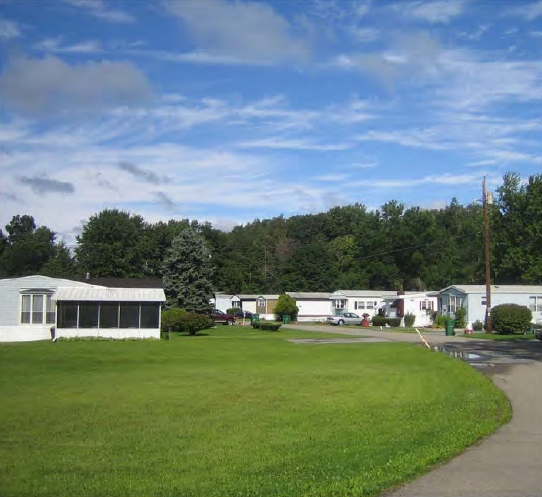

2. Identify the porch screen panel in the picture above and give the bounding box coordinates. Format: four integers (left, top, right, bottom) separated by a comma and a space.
45, 295, 56, 324
32, 295, 44, 324
140, 303, 160, 328
120, 303, 140, 328
58, 302, 78, 328
79, 303, 99, 328
21, 295, 31, 323
100, 303, 119, 328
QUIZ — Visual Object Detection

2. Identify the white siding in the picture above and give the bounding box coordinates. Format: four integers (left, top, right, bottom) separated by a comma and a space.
466, 292, 542, 324
0, 276, 97, 327
56, 328, 160, 340
0, 276, 163, 342
243, 301, 257, 314
295, 300, 332, 322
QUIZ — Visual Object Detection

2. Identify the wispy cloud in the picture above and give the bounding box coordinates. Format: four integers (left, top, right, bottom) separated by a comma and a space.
118, 162, 167, 185
372, 173, 482, 188
61, 0, 134, 23
0, 19, 21, 39
237, 137, 353, 151
506, 0, 542, 21
153, 191, 177, 211
34, 38, 102, 53
18, 175, 75, 195
399, 0, 466, 24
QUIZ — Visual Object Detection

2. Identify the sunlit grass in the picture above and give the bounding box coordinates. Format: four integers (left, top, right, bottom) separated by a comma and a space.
0, 326, 509, 497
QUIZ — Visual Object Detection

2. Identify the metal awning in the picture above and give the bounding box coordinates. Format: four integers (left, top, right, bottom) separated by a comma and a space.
52, 287, 166, 302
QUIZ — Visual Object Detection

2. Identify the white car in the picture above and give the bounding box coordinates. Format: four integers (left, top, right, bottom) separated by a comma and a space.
327, 312, 364, 326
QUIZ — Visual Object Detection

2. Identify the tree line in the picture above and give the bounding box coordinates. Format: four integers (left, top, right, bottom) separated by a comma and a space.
1, 172, 540, 292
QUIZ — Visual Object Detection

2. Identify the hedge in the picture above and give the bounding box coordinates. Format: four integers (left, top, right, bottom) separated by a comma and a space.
371, 316, 401, 327
252, 322, 282, 331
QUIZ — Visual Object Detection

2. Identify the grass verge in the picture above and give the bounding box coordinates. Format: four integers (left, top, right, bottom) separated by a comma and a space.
0, 326, 510, 497
464, 332, 536, 341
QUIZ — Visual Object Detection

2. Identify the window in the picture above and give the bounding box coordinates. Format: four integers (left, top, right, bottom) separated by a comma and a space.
256, 298, 266, 308
100, 303, 119, 328
355, 301, 365, 310
20, 293, 55, 325
141, 303, 160, 328
334, 299, 346, 309
449, 296, 463, 314
481, 296, 487, 306
231, 300, 241, 308
79, 303, 99, 328
46, 295, 55, 324
21, 295, 31, 324
120, 303, 140, 328
420, 300, 435, 311
529, 296, 542, 312
58, 302, 78, 328
366, 301, 375, 310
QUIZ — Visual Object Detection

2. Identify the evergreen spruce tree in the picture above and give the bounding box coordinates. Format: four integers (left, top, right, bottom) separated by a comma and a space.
162, 228, 214, 312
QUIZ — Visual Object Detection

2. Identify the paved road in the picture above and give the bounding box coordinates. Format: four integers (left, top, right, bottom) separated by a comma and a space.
286, 324, 542, 497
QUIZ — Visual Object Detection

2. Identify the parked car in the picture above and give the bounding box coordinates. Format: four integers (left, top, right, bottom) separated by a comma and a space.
535, 328, 542, 340
234, 310, 253, 319
210, 309, 236, 326
327, 312, 363, 326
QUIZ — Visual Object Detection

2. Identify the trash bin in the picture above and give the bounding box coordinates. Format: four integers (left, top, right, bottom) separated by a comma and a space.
445, 319, 455, 336
282, 315, 291, 324
251, 314, 260, 324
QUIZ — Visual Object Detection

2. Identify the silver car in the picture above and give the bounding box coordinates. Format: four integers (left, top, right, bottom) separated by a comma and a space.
327, 312, 363, 326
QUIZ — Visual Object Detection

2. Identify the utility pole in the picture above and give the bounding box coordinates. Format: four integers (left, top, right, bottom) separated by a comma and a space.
483, 176, 492, 333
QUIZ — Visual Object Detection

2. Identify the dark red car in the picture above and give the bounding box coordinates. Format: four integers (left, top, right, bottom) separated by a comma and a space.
210, 309, 236, 326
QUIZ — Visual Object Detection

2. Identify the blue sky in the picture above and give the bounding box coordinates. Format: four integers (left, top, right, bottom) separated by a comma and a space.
0, 0, 541, 242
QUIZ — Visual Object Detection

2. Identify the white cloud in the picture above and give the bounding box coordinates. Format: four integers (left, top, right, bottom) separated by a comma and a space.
61, 0, 134, 23
165, 0, 309, 64
506, 0, 542, 20
1, 55, 152, 115
237, 137, 353, 151
350, 27, 380, 43
397, 0, 466, 23
372, 173, 482, 188
0, 19, 21, 39
34, 38, 102, 53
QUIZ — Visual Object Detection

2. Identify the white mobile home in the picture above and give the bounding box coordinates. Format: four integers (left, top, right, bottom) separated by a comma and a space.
211, 293, 241, 312
438, 285, 542, 325
286, 292, 332, 322
0, 275, 165, 342
383, 292, 439, 327
329, 290, 397, 317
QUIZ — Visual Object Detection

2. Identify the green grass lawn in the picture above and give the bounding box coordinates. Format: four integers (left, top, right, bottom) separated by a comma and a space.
0, 326, 510, 497
465, 332, 537, 341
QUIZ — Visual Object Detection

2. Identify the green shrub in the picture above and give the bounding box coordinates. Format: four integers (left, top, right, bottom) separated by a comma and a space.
160, 308, 212, 336
434, 314, 447, 328
178, 313, 214, 335
371, 316, 401, 327
454, 307, 467, 329
491, 304, 532, 335
371, 316, 387, 327
274, 294, 299, 321
161, 308, 187, 333
226, 308, 239, 315
473, 320, 484, 331
259, 323, 282, 332
404, 313, 416, 327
